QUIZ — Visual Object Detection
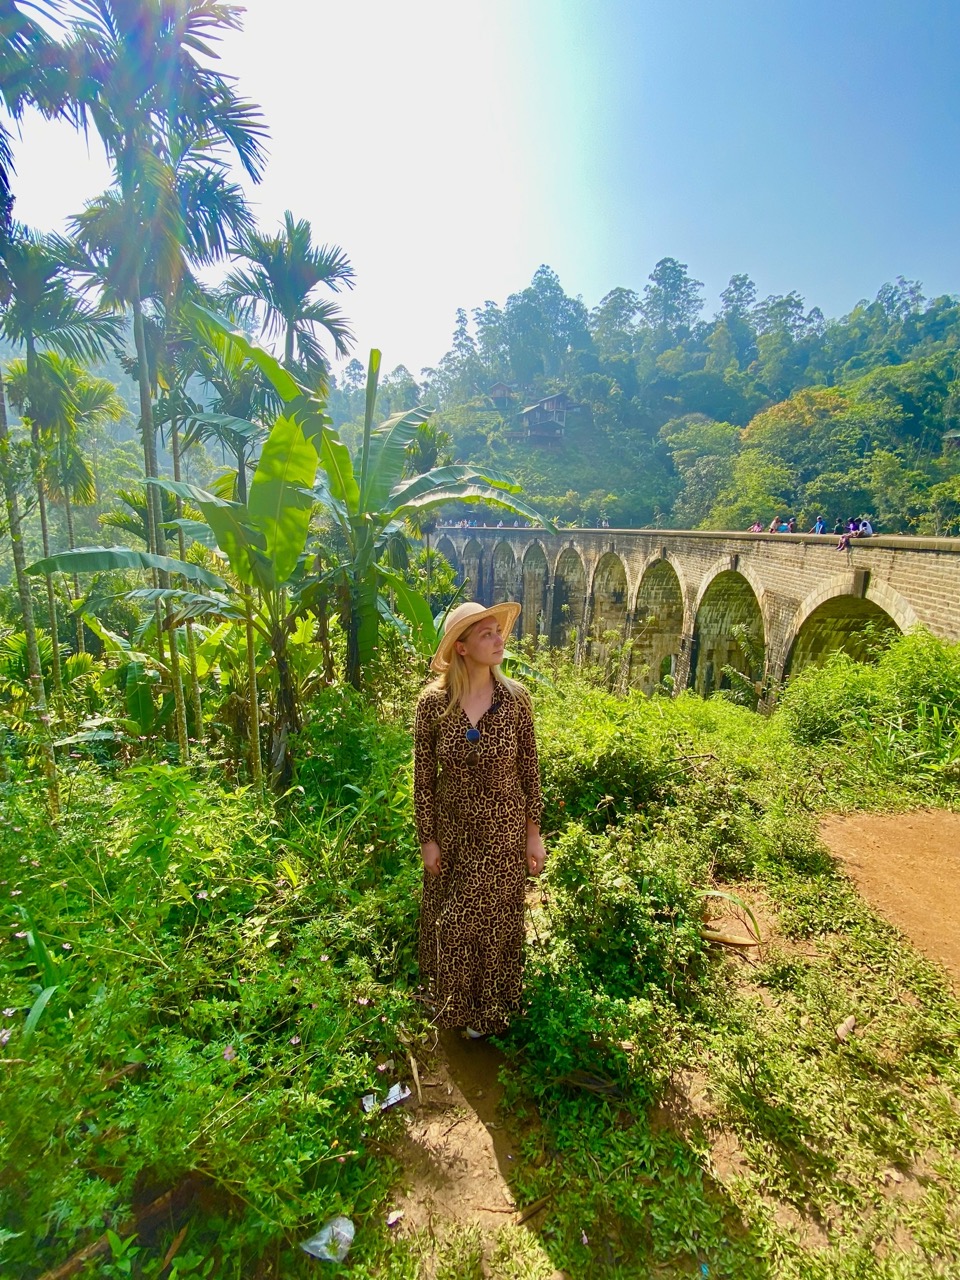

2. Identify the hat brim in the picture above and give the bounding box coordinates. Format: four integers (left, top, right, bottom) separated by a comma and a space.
430, 601, 522, 672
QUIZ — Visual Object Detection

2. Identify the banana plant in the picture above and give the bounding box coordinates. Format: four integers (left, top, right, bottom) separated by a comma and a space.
182, 310, 549, 686
318, 347, 549, 685
29, 389, 320, 789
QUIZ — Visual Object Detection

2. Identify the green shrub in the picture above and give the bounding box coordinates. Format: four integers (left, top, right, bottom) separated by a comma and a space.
777, 631, 960, 795
546, 819, 705, 1002
778, 652, 883, 745
0, 764, 425, 1277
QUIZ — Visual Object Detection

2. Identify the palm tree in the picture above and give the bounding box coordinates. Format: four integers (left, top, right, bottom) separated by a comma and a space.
222, 211, 355, 381
63, 11, 264, 760
6, 351, 125, 650
70, 142, 256, 559
60, 0, 266, 761
183, 319, 278, 504
0, 368, 59, 812
0, 223, 123, 702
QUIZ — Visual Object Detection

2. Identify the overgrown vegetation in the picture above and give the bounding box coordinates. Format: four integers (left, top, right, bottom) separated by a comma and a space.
2, 630, 959, 1277
2, 6, 960, 1275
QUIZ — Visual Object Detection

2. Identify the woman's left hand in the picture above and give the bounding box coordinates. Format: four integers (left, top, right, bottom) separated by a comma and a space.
526, 832, 547, 877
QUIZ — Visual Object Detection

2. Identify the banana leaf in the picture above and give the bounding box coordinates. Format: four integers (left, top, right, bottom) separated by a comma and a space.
362, 405, 433, 511
185, 303, 303, 403
247, 413, 319, 582
27, 546, 230, 591
390, 484, 549, 528
387, 463, 524, 507
376, 564, 439, 655
123, 587, 243, 623
160, 518, 223, 550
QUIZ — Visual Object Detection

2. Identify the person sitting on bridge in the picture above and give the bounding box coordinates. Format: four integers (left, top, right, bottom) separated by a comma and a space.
787, 517, 797, 533
809, 515, 827, 534
834, 518, 845, 535
837, 516, 875, 550
768, 516, 781, 533
748, 520, 764, 532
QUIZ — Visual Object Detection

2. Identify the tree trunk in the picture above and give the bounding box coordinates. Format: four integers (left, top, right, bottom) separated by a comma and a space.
166, 617, 189, 762
243, 594, 263, 791
0, 370, 59, 815
269, 604, 300, 791
131, 291, 167, 664
235, 444, 248, 505
25, 337, 64, 709
314, 586, 335, 686
63, 487, 84, 654
350, 572, 380, 690
131, 291, 189, 756
171, 415, 202, 739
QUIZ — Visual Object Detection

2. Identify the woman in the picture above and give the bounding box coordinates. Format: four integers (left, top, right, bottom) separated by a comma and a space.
413, 601, 546, 1037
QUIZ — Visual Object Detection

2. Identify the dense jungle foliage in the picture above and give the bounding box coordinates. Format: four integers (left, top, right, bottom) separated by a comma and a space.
328, 264, 960, 534
3, 5, 960, 1278
2, 629, 960, 1278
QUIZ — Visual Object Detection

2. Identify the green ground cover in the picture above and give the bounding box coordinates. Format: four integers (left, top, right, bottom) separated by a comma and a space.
2, 632, 960, 1278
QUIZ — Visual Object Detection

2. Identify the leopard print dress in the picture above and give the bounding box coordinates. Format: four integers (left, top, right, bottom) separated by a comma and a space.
413, 680, 543, 1034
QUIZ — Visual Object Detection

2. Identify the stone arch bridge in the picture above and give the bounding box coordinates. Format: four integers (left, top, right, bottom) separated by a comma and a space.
434, 528, 960, 695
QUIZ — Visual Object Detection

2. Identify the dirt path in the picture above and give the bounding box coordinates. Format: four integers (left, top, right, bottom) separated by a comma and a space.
390, 1030, 564, 1277
819, 810, 960, 988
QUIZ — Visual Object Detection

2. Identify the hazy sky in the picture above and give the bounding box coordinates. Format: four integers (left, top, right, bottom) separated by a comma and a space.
9, 0, 960, 376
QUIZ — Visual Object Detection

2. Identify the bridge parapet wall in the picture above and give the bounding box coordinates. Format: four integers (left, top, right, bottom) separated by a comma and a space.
435, 527, 960, 690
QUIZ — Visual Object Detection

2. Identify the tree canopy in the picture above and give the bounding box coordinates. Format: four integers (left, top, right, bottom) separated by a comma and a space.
327, 260, 960, 534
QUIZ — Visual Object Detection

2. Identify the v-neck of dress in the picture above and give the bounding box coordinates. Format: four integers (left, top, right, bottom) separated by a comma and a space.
459, 683, 502, 730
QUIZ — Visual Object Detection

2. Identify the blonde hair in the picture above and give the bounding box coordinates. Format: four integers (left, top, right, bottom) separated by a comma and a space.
427, 620, 531, 718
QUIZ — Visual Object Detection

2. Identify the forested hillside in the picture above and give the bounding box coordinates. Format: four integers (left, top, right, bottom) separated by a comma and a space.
329, 262, 960, 533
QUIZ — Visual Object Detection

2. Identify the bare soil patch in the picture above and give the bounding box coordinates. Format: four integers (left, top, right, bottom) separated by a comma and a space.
819, 810, 960, 990
389, 1030, 564, 1278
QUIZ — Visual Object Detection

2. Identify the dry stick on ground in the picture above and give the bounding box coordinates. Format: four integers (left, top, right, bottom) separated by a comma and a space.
409, 1052, 423, 1104
516, 1194, 554, 1225
36, 1179, 198, 1280
160, 1223, 190, 1272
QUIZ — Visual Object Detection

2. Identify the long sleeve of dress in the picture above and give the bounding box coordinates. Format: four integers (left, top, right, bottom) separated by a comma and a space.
413, 695, 438, 845
515, 697, 544, 826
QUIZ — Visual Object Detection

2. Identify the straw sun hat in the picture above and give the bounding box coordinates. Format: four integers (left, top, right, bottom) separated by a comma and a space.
430, 600, 522, 673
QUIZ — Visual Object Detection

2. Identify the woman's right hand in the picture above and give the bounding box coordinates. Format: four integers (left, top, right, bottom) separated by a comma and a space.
421, 841, 442, 877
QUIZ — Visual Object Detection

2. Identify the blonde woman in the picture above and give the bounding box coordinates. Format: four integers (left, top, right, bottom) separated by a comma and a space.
413, 601, 546, 1037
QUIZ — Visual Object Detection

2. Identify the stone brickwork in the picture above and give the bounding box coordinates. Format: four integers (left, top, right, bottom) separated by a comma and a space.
435, 528, 960, 693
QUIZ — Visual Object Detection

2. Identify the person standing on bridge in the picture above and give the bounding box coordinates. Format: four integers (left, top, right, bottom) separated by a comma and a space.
413, 601, 546, 1039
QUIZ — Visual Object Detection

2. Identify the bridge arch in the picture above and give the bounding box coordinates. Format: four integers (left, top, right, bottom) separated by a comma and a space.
435, 536, 459, 576
491, 540, 518, 608
589, 551, 629, 635
632, 558, 686, 693
460, 538, 484, 602
692, 569, 765, 697
551, 545, 588, 647
521, 541, 549, 638
783, 577, 914, 675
